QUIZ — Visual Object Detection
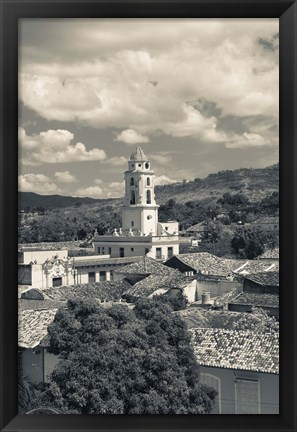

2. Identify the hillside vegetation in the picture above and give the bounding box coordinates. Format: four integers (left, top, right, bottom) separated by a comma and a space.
18, 163, 279, 258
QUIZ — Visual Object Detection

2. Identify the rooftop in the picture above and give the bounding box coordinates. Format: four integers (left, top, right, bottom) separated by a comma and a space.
243, 271, 279, 287
18, 308, 58, 349
258, 247, 279, 260
130, 146, 148, 161
232, 261, 279, 275
18, 241, 83, 252
115, 256, 177, 275
40, 280, 131, 302
123, 272, 194, 298
229, 292, 279, 308
166, 253, 237, 277
185, 222, 207, 232
190, 328, 279, 374
73, 256, 142, 268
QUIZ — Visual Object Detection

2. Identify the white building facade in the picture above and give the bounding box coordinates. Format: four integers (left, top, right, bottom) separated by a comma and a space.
93, 147, 179, 261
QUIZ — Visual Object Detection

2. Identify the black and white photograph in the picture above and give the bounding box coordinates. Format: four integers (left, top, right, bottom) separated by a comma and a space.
18, 18, 279, 415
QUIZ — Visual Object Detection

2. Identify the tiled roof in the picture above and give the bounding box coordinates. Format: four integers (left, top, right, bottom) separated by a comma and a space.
18, 308, 58, 349
19, 298, 66, 310
243, 271, 279, 287
18, 241, 83, 252
190, 328, 279, 374
258, 247, 279, 259
115, 256, 177, 275
41, 280, 131, 302
73, 256, 141, 268
170, 253, 237, 277
232, 260, 279, 275
229, 292, 279, 308
130, 146, 148, 161
252, 216, 279, 225
123, 273, 194, 298
167, 253, 279, 277
185, 222, 207, 232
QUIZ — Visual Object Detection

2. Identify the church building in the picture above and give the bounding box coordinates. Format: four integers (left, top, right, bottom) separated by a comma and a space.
93, 147, 179, 261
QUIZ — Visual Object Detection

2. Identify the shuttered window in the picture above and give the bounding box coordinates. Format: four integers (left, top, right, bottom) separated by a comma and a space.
235, 379, 260, 414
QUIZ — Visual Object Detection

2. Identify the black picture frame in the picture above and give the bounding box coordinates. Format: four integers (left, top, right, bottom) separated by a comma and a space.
0, 1, 296, 431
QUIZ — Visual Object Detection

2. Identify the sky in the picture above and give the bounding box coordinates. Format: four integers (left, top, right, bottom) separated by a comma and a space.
18, 19, 279, 199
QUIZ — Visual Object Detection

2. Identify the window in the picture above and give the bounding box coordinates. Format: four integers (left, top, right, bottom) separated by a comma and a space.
130, 177, 134, 186
131, 248, 134, 252
99, 271, 106, 281
146, 177, 150, 186
131, 221, 134, 227
52, 277, 62, 287
145, 248, 149, 255
156, 248, 162, 259
167, 247, 173, 258
102, 247, 105, 255
131, 164, 135, 168
146, 190, 151, 204
145, 162, 149, 169
108, 247, 111, 255
138, 163, 142, 167
200, 374, 221, 414
120, 248, 125, 257
165, 226, 169, 231
130, 190, 136, 205
97, 247, 100, 254
147, 215, 152, 220
235, 379, 260, 414
110, 270, 114, 280
88, 272, 96, 283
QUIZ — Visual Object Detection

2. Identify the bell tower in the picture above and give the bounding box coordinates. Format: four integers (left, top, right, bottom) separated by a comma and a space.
122, 147, 159, 236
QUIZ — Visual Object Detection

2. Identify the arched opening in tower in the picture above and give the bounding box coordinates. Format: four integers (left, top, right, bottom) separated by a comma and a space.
130, 190, 136, 205
146, 190, 151, 204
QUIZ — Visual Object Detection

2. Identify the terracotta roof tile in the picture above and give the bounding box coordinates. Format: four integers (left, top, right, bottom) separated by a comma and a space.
115, 256, 177, 275
243, 271, 279, 287
18, 308, 58, 349
42, 280, 131, 302
170, 253, 237, 277
258, 247, 279, 259
123, 273, 194, 298
190, 328, 279, 374
229, 292, 279, 308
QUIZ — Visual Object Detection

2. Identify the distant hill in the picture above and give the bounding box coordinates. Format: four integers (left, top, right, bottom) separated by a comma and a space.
19, 163, 278, 210
18, 192, 116, 210
155, 163, 279, 204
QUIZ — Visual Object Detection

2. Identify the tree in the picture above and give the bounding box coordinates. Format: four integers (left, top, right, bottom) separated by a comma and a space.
39, 300, 216, 414
231, 227, 278, 259
153, 291, 188, 311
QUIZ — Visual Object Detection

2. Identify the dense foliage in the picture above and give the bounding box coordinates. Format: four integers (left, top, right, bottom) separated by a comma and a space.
36, 299, 216, 414
231, 227, 278, 259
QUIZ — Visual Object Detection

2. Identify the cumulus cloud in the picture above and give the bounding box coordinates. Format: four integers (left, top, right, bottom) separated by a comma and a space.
19, 128, 106, 164
226, 132, 272, 149
19, 19, 278, 148
54, 171, 77, 183
76, 180, 125, 198
114, 129, 150, 145
154, 175, 177, 186
18, 174, 61, 194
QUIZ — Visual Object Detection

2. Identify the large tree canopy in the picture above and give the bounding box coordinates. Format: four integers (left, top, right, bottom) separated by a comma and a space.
39, 299, 216, 414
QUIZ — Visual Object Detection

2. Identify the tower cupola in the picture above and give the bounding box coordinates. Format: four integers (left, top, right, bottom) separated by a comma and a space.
122, 147, 158, 235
